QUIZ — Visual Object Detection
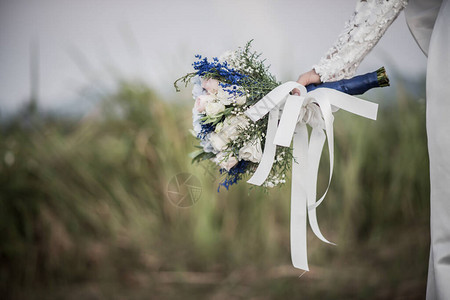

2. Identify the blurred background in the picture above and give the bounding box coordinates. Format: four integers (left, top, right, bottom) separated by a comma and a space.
0, 0, 430, 299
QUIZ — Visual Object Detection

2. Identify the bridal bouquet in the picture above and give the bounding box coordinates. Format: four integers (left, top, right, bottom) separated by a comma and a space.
175, 41, 389, 271
175, 41, 388, 191
175, 43, 292, 190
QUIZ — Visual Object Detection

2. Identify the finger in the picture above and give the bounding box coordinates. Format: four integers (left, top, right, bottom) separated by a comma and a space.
292, 88, 301, 96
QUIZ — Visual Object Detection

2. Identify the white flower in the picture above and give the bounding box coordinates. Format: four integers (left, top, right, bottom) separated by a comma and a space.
218, 50, 237, 66
216, 87, 233, 105
234, 95, 247, 105
200, 135, 217, 153
209, 132, 229, 151
192, 107, 203, 134
220, 155, 238, 171
264, 181, 275, 188
205, 102, 225, 116
220, 115, 249, 140
213, 152, 238, 171
239, 139, 262, 163
209, 115, 250, 152
193, 121, 202, 135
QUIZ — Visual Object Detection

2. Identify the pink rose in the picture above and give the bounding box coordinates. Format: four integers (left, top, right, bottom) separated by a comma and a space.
201, 78, 219, 94
220, 155, 238, 171
194, 94, 214, 113
212, 152, 238, 171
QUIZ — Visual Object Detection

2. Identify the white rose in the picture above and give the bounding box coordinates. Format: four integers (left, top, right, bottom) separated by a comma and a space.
239, 139, 263, 163
220, 115, 249, 140
200, 136, 217, 153
205, 102, 225, 116
209, 132, 229, 151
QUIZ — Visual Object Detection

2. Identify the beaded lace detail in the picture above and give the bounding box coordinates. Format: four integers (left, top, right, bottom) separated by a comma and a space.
313, 0, 408, 82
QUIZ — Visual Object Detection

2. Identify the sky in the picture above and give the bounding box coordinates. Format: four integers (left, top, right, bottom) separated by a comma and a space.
0, 0, 427, 113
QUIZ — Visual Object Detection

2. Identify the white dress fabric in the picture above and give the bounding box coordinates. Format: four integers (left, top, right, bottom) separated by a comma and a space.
313, 1, 450, 299
409, 1, 450, 299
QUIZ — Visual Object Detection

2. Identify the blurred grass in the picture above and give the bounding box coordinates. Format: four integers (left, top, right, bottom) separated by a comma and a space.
0, 80, 429, 299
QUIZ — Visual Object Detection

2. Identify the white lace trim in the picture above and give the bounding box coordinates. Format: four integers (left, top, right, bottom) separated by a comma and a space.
313, 0, 408, 82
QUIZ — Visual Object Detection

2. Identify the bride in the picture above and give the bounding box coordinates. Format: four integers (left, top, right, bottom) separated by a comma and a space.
294, 1, 449, 299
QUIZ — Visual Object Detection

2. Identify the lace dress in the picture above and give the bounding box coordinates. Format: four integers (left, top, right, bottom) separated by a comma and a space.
313, 0, 408, 82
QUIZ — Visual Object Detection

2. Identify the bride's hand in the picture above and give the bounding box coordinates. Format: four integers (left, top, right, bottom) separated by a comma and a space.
292, 69, 321, 96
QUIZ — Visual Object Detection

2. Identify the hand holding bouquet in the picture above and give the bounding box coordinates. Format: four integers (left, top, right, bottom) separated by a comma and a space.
175, 41, 388, 191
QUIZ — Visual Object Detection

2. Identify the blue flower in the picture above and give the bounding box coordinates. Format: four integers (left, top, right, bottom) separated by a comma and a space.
192, 55, 248, 87
192, 76, 206, 99
197, 121, 215, 140
218, 160, 249, 192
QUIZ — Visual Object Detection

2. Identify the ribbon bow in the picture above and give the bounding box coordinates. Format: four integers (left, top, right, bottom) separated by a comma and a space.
244, 82, 378, 271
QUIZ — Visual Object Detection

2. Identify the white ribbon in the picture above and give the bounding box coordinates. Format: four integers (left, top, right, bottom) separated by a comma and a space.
244, 82, 378, 271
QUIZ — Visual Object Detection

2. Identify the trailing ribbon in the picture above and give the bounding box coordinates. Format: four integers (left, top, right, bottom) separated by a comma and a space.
244, 82, 378, 271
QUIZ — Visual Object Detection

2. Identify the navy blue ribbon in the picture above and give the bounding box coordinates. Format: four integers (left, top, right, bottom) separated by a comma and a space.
306, 70, 380, 96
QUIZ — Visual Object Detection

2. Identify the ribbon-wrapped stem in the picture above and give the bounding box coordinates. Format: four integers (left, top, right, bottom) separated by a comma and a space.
306, 67, 389, 95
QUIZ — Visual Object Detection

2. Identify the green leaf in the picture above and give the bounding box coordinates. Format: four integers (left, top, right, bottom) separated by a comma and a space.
191, 151, 215, 164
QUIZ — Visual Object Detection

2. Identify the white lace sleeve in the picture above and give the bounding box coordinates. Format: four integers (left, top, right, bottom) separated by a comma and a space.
313, 0, 408, 82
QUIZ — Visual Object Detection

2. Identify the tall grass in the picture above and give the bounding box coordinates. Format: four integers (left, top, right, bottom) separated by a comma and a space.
0, 80, 429, 299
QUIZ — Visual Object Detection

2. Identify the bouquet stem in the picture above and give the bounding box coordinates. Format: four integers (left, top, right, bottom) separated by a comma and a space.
306, 66, 390, 96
